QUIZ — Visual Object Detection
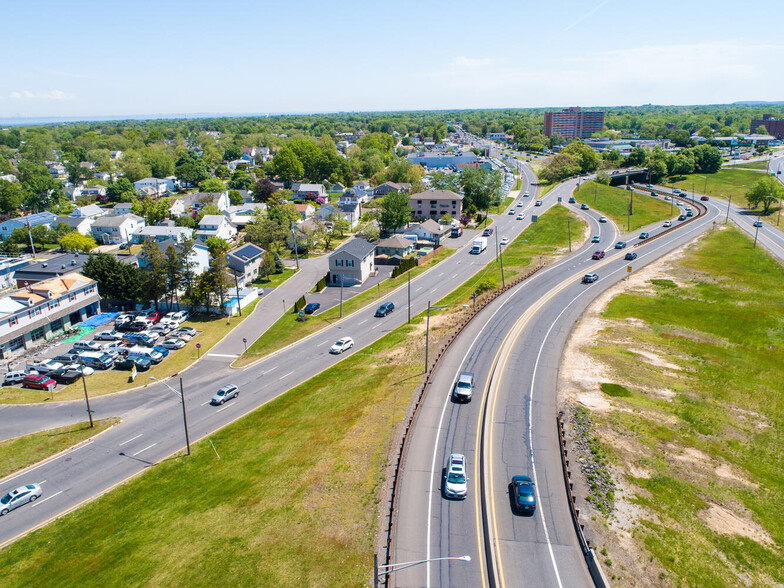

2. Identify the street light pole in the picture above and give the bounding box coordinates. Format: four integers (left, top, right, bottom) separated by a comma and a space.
753, 221, 760, 248
339, 274, 344, 318
407, 271, 411, 324
424, 301, 468, 373
79, 356, 93, 428
150, 376, 190, 456
567, 217, 572, 252
725, 195, 731, 224
375, 555, 471, 587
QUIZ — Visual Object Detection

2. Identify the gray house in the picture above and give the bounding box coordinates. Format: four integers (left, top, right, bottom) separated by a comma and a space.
227, 243, 266, 287
328, 238, 376, 286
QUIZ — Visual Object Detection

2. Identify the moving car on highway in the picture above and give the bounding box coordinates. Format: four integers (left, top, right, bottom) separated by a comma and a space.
330, 337, 354, 354
452, 372, 474, 402
582, 273, 599, 283
444, 454, 468, 499
754, 220, 763, 227
375, 302, 395, 317
599, 216, 607, 223
663, 220, 672, 227
0, 484, 42, 516
615, 241, 627, 249
625, 252, 638, 260
591, 250, 605, 260
639, 232, 649, 239
211, 384, 239, 405
511, 475, 536, 514
591, 235, 600, 243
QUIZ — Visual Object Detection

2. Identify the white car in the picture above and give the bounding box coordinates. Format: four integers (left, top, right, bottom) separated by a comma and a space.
517, 201, 524, 207
516, 213, 525, 220
3, 370, 35, 385
0, 484, 42, 516
523, 191, 530, 197
160, 338, 187, 350
330, 337, 354, 354
500, 237, 509, 246
26, 359, 63, 374
508, 209, 516, 215
444, 453, 468, 499
93, 330, 123, 341
599, 216, 607, 223
210, 384, 239, 405
62, 363, 95, 376
139, 330, 160, 341
663, 220, 672, 227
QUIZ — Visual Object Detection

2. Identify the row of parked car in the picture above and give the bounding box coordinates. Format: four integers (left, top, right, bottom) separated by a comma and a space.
3, 310, 198, 392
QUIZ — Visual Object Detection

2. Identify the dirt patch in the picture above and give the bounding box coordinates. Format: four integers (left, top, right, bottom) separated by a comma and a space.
627, 348, 681, 371
701, 503, 774, 546
715, 464, 758, 488
669, 445, 711, 466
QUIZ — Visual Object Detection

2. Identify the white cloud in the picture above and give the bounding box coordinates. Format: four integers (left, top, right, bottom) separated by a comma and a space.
9, 89, 75, 100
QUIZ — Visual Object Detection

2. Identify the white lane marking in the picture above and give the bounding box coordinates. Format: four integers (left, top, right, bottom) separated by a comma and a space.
119, 434, 143, 446
279, 370, 294, 380
132, 443, 157, 457
415, 287, 424, 292
216, 404, 233, 413
437, 272, 444, 278
263, 366, 277, 374
38, 480, 46, 484
317, 340, 330, 347
30, 490, 62, 508
358, 319, 368, 325
201, 400, 211, 406
207, 353, 240, 358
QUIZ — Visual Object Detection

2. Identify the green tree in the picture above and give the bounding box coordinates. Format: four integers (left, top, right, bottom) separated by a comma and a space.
17, 161, 62, 211
214, 165, 231, 179
428, 171, 459, 191
691, 144, 722, 173
746, 176, 784, 214
58, 232, 97, 253
205, 236, 233, 314
259, 251, 276, 280
228, 173, 254, 191
177, 238, 198, 311
253, 177, 278, 203
140, 238, 167, 309
228, 190, 244, 205
268, 146, 304, 185
562, 141, 600, 173
460, 167, 502, 211
0, 180, 24, 213
539, 153, 581, 183
288, 139, 322, 179
106, 177, 137, 203
175, 151, 210, 186
82, 252, 143, 301
199, 177, 226, 193
379, 190, 412, 233
223, 144, 242, 162
132, 197, 170, 226
624, 147, 647, 167
145, 149, 175, 178
163, 243, 183, 310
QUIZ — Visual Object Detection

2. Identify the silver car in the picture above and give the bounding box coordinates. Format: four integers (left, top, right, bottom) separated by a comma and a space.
211, 384, 239, 405
1, 483, 42, 515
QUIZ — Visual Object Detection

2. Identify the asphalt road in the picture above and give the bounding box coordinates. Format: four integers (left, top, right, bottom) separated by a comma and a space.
390, 183, 728, 587
0, 166, 540, 548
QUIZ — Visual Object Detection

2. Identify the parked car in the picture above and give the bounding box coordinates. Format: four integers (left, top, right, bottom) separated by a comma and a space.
663, 220, 672, 227
173, 327, 197, 338
591, 235, 601, 243
599, 216, 607, 223
581, 203, 589, 210
615, 241, 627, 249
48, 369, 84, 385
152, 346, 170, 359
375, 302, 395, 317
115, 357, 152, 371
303, 302, 321, 315
94, 330, 123, 341
330, 337, 354, 354
21, 374, 57, 391
160, 338, 187, 350
146, 311, 164, 324
582, 273, 599, 283
0, 484, 42, 516
511, 475, 536, 514
149, 323, 175, 335
3, 370, 34, 385
211, 384, 239, 405
72, 340, 102, 352
53, 353, 80, 364
625, 252, 638, 260
163, 311, 189, 325
639, 232, 649, 240
26, 359, 63, 374
444, 453, 468, 499
591, 250, 605, 260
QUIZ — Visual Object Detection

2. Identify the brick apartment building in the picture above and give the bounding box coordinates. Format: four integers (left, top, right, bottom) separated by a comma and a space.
543, 107, 605, 139
750, 114, 784, 139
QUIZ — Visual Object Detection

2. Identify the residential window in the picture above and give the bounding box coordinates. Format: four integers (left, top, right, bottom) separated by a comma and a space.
68, 293, 76, 302
28, 307, 41, 318
417, 200, 422, 204
335, 259, 343, 267
346, 259, 354, 267
452, 201, 456, 205
30, 327, 45, 342
8, 316, 17, 327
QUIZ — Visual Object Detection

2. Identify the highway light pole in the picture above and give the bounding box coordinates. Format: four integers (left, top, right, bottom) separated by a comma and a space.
150, 376, 190, 456
374, 554, 470, 587
424, 301, 468, 373
753, 221, 760, 248
567, 217, 572, 252
78, 356, 93, 428
407, 271, 411, 324
725, 195, 731, 224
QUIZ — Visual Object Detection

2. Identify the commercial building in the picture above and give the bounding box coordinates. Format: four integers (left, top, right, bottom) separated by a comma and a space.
409, 189, 464, 221
0, 272, 100, 359
750, 115, 784, 139
0, 256, 32, 291
13, 253, 88, 287
543, 107, 605, 139
407, 151, 479, 170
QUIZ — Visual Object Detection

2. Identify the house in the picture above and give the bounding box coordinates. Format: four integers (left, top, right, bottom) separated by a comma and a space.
195, 215, 237, 242
374, 182, 412, 196
168, 198, 186, 217
352, 180, 372, 194
110, 150, 123, 160
291, 182, 327, 200
112, 202, 134, 216
93, 171, 112, 182
47, 163, 67, 179
337, 202, 361, 228
137, 238, 210, 277
227, 243, 266, 287
328, 238, 376, 286
329, 182, 346, 192
13, 253, 88, 287
409, 189, 464, 221
131, 225, 194, 244
0, 212, 59, 242
0, 256, 32, 292
56, 216, 94, 236
90, 214, 145, 245
0, 272, 100, 359
187, 192, 230, 212
294, 203, 315, 220
407, 219, 451, 246
240, 147, 257, 160
338, 188, 371, 205
0, 174, 17, 183
227, 159, 250, 172
375, 234, 415, 257
223, 203, 267, 227
81, 185, 107, 199
79, 161, 96, 170
69, 204, 106, 219
133, 177, 171, 196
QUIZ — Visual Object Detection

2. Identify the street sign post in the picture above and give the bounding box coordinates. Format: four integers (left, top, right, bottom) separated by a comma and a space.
196, 343, 201, 358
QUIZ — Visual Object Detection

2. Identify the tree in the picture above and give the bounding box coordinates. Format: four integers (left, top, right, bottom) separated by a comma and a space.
106, 177, 138, 203
253, 177, 278, 202
258, 251, 276, 280
354, 222, 380, 242
267, 146, 304, 185
562, 141, 600, 173
214, 165, 231, 180
327, 212, 351, 238
132, 197, 170, 225
175, 151, 210, 186
178, 238, 198, 311
624, 147, 647, 167
175, 214, 196, 228
82, 252, 143, 301
205, 236, 232, 314
379, 191, 412, 233
59, 232, 97, 253
691, 145, 722, 173
228, 173, 254, 191
428, 171, 459, 191
145, 150, 175, 178
140, 238, 167, 309
539, 153, 581, 183
746, 176, 784, 214
0, 180, 24, 213
223, 144, 242, 162
163, 243, 183, 310
288, 139, 322, 179
199, 177, 226, 193
460, 167, 502, 211
273, 252, 284, 274
17, 161, 62, 211
228, 190, 243, 205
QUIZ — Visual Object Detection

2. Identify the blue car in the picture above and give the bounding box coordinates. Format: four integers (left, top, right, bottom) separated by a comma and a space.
153, 346, 170, 358
512, 475, 537, 514
303, 302, 321, 315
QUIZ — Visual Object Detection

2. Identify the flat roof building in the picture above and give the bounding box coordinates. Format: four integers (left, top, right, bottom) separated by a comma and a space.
543, 107, 605, 140
750, 114, 784, 139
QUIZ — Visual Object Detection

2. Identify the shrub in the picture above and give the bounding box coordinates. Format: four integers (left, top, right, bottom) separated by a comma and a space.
474, 276, 497, 295
600, 383, 632, 397
391, 256, 417, 278
293, 295, 307, 313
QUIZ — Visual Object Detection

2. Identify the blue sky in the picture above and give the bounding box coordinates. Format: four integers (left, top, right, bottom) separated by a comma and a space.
2, 0, 782, 118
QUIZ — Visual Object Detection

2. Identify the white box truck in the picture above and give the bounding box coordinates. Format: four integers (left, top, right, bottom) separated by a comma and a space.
470, 237, 487, 254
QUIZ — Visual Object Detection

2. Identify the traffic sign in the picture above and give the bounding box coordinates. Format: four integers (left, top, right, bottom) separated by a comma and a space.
531, 215, 538, 223
627, 266, 632, 273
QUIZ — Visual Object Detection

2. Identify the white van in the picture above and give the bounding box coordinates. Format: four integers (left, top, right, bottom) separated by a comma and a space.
125, 346, 164, 364
78, 351, 115, 370
163, 311, 189, 326
73, 340, 102, 352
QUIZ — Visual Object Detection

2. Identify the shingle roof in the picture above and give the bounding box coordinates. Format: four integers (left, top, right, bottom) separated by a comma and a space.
331, 238, 376, 260
228, 243, 265, 262
377, 235, 412, 249
409, 189, 464, 200
92, 214, 143, 228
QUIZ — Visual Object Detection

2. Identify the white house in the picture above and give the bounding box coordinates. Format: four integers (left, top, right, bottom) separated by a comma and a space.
69, 204, 106, 220
56, 216, 94, 236
338, 188, 371, 205
112, 202, 134, 216
133, 177, 170, 197
138, 238, 210, 277
317, 203, 361, 228
169, 199, 186, 217
291, 182, 327, 200
81, 185, 107, 199
90, 214, 145, 245
195, 215, 237, 242
406, 219, 451, 245
223, 203, 267, 227
227, 243, 266, 287
294, 203, 316, 220
131, 225, 194, 244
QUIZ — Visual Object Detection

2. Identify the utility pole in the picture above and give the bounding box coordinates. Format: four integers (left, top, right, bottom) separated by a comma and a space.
725, 195, 731, 224
567, 217, 572, 252
291, 227, 300, 270
494, 230, 499, 261
424, 301, 431, 373
179, 378, 191, 455
339, 274, 344, 318
407, 271, 411, 324
233, 272, 242, 317
753, 221, 760, 248
79, 356, 93, 428
499, 243, 505, 288
26, 222, 36, 257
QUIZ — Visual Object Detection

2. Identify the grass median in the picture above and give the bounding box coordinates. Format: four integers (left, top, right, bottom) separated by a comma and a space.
0, 419, 117, 481
666, 168, 771, 208
0, 299, 260, 405
255, 267, 298, 288
0, 188, 584, 586
580, 227, 784, 585
574, 180, 673, 232
234, 248, 455, 366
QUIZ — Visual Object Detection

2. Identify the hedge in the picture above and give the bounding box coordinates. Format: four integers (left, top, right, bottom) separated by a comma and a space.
391, 257, 417, 278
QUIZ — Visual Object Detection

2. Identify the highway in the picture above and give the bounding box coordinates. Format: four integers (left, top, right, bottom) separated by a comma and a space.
388, 177, 727, 586
0, 163, 537, 548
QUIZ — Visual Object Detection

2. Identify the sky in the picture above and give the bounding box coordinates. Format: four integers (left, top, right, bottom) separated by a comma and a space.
2, 0, 783, 119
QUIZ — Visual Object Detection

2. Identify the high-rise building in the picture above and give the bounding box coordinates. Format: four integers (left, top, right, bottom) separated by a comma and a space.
750, 114, 784, 139
543, 107, 605, 140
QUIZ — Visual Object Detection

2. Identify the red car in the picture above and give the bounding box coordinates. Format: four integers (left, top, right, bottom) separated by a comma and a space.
700, 196, 709, 201
21, 374, 57, 391
146, 311, 164, 324
482, 227, 494, 236
591, 250, 605, 260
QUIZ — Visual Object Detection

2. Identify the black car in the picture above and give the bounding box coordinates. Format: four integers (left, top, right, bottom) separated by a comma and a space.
115, 357, 152, 371
625, 252, 638, 260
48, 369, 83, 385
375, 302, 395, 317
511, 475, 537, 514
303, 302, 320, 315
678, 214, 687, 221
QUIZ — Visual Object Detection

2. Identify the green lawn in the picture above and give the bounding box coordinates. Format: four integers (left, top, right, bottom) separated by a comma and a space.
665, 168, 774, 210
0, 300, 260, 405
254, 267, 298, 288
235, 248, 455, 365
573, 180, 673, 232
585, 228, 784, 586
439, 204, 584, 306
724, 159, 770, 170
0, 419, 117, 480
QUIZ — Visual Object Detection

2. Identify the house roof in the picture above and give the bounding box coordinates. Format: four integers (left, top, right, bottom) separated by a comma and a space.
409, 188, 464, 201
294, 203, 313, 212
292, 183, 324, 193
416, 219, 447, 233
92, 214, 143, 228
13, 254, 87, 283
71, 204, 103, 217
56, 216, 93, 229
134, 226, 193, 237
338, 203, 359, 213
377, 235, 412, 249
331, 238, 376, 260
1, 212, 58, 227
113, 202, 133, 209
228, 243, 265, 263
198, 215, 228, 227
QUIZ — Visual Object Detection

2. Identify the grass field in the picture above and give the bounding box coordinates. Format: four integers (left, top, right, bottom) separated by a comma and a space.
235, 248, 455, 365
573, 180, 673, 232
438, 204, 584, 307
665, 168, 775, 211
254, 267, 298, 288
724, 159, 770, 170
0, 300, 260, 405
0, 419, 117, 481
585, 227, 784, 586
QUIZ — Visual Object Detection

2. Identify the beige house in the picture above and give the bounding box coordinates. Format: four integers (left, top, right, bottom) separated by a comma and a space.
409, 189, 463, 220
328, 238, 376, 286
